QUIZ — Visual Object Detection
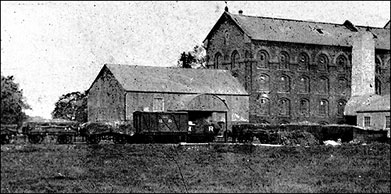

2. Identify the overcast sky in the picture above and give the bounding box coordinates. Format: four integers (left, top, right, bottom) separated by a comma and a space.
1, 1, 390, 119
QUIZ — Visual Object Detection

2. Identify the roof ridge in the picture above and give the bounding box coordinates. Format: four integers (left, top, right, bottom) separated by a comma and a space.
229, 12, 345, 26
230, 12, 388, 29
106, 64, 230, 72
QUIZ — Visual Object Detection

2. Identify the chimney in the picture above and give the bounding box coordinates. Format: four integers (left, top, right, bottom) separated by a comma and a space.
224, 6, 229, 12
238, 10, 243, 15
343, 20, 358, 32
351, 31, 376, 96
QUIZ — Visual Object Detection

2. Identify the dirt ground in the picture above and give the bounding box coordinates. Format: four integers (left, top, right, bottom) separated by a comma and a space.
1, 142, 390, 193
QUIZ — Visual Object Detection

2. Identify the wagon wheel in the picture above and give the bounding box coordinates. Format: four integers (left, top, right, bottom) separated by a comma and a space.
65, 135, 74, 144
86, 135, 100, 144
113, 135, 127, 144
28, 134, 44, 144
57, 135, 73, 144
57, 135, 66, 144
244, 134, 254, 143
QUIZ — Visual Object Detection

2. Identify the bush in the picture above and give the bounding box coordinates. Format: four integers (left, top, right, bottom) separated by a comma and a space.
279, 130, 320, 146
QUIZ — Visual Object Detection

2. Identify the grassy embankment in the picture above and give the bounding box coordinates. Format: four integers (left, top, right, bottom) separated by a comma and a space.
1, 143, 390, 193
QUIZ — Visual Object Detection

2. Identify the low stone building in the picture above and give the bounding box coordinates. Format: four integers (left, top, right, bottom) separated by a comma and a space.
345, 94, 390, 131
87, 64, 249, 132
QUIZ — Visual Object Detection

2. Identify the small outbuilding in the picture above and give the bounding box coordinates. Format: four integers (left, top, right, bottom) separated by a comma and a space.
345, 94, 390, 131
87, 64, 249, 132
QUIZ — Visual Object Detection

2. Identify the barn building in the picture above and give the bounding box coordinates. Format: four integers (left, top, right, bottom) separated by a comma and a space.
203, 8, 390, 125
87, 64, 249, 132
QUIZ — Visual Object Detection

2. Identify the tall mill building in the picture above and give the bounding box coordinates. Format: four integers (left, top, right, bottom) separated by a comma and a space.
203, 9, 390, 125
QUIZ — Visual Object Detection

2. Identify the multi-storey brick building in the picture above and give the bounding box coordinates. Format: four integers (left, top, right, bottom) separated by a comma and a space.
203, 9, 390, 125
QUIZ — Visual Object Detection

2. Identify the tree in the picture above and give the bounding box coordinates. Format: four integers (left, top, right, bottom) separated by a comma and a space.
1, 75, 30, 125
178, 52, 195, 68
51, 91, 87, 123
177, 45, 206, 68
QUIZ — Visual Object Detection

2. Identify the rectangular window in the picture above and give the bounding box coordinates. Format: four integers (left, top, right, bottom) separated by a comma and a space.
386, 116, 390, 129
364, 116, 371, 127
153, 98, 164, 112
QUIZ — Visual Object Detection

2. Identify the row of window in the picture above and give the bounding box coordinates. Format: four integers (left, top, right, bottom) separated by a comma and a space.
213, 50, 351, 72
214, 50, 389, 73
256, 97, 346, 117
256, 74, 349, 94
364, 116, 390, 129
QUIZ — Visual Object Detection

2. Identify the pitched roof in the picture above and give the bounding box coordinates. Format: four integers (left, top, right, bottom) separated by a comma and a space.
205, 12, 390, 50
103, 64, 248, 95
344, 94, 390, 115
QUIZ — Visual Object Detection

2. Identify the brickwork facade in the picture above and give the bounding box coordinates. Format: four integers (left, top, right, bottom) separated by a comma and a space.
204, 12, 390, 125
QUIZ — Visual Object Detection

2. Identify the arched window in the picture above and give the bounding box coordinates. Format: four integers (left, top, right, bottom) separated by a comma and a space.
337, 99, 347, 117
319, 77, 329, 94
257, 50, 269, 69
375, 78, 381, 95
298, 52, 309, 71
279, 98, 291, 116
336, 55, 347, 72
257, 97, 270, 115
337, 78, 348, 94
319, 99, 329, 116
278, 75, 290, 93
231, 51, 240, 70
214, 52, 222, 69
299, 98, 310, 117
279, 51, 290, 69
375, 57, 382, 75
257, 74, 270, 91
298, 76, 310, 93
317, 54, 328, 71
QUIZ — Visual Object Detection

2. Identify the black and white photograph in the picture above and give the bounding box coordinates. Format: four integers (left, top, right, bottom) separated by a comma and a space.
1, 1, 390, 193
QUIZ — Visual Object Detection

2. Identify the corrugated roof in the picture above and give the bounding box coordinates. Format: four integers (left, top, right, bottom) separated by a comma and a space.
104, 64, 248, 95
206, 12, 390, 50
344, 94, 390, 115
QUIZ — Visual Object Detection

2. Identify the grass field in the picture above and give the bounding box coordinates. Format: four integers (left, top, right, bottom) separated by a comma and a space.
1, 142, 390, 193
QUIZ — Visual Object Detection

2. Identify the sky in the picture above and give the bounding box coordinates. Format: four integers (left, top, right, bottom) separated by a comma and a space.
1, 1, 390, 119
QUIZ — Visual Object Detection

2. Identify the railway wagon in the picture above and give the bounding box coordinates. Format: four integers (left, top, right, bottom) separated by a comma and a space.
133, 111, 189, 143
80, 111, 218, 144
